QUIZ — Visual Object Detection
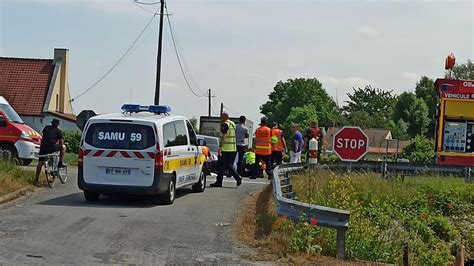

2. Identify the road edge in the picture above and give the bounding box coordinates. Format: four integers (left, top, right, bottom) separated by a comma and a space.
0, 186, 38, 206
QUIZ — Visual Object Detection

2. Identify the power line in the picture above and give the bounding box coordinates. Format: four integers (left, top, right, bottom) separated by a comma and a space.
133, 0, 160, 5
132, 0, 158, 14
71, 6, 160, 102
165, 4, 207, 98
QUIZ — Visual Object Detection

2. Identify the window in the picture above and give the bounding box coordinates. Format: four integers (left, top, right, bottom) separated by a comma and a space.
162, 120, 188, 147
0, 104, 24, 124
84, 123, 155, 150
174, 120, 189, 146
186, 121, 198, 146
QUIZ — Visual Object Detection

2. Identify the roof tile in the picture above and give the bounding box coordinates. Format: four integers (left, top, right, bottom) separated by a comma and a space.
0, 57, 54, 116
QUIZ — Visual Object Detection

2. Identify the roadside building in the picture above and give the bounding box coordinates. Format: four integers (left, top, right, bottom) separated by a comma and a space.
0, 48, 77, 132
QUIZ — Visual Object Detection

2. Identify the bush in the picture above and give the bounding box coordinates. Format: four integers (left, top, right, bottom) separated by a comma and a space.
401, 135, 435, 164
63, 131, 82, 154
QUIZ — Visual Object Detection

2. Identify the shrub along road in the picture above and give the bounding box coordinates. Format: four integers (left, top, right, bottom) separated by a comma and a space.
0, 169, 268, 264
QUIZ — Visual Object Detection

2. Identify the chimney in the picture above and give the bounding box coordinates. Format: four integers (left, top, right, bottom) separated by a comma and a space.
53, 48, 69, 113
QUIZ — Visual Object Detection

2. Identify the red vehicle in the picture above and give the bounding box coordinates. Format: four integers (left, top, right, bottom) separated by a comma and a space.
0, 96, 41, 165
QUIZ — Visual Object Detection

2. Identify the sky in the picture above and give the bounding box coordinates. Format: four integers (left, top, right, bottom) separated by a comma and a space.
1, 0, 473, 124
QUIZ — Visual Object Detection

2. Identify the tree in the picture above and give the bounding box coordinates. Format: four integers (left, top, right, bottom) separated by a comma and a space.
415, 76, 437, 137
400, 135, 435, 164
284, 105, 318, 133
453, 59, 474, 80
260, 78, 341, 130
190, 117, 199, 132
343, 85, 396, 128
388, 119, 410, 140
393, 92, 430, 137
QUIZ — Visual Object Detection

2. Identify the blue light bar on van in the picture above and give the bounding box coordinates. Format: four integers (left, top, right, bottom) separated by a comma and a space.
121, 104, 171, 114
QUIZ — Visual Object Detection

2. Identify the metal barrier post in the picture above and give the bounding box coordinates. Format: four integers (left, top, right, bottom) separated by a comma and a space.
336, 228, 347, 259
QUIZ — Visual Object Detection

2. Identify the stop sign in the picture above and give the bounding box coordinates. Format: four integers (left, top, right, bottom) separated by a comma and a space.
333, 126, 369, 162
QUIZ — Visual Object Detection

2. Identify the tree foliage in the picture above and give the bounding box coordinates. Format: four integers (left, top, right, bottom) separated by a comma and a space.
453, 59, 474, 80
415, 76, 437, 136
392, 92, 430, 138
401, 135, 435, 164
260, 78, 341, 132
343, 86, 396, 129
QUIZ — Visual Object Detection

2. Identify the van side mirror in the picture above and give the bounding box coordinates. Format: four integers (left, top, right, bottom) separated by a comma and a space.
198, 138, 206, 146
0, 115, 7, 127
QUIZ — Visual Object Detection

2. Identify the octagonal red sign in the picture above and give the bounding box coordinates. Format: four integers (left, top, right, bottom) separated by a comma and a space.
333, 126, 369, 162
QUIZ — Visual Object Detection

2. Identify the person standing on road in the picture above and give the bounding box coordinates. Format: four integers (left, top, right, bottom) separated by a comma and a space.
34, 119, 67, 185
255, 117, 272, 178
271, 122, 286, 167
290, 123, 303, 163
210, 112, 242, 187
235, 115, 249, 175
305, 121, 323, 161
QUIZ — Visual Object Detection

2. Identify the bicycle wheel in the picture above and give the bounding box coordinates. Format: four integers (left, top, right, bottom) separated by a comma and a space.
59, 166, 68, 184
45, 159, 57, 188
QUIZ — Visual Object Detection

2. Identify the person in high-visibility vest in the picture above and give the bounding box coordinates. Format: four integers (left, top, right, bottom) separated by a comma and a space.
242, 147, 258, 179
271, 122, 287, 168
255, 117, 272, 178
201, 142, 211, 175
210, 112, 242, 187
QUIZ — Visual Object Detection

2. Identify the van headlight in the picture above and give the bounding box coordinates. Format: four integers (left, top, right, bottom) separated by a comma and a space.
20, 131, 33, 141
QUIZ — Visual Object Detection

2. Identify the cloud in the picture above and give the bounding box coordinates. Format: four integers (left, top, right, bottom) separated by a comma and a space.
162, 82, 178, 88
402, 72, 420, 85
25, 0, 150, 15
356, 25, 379, 38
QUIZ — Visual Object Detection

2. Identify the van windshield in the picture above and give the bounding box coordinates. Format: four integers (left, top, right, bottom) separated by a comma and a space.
85, 123, 155, 150
0, 104, 24, 124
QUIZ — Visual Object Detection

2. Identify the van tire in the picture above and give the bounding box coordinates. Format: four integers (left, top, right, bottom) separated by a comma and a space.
1, 145, 19, 165
84, 191, 100, 201
192, 171, 206, 193
160, 177, 176, 205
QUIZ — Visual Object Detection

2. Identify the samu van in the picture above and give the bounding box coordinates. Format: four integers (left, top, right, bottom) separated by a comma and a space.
78, 104, 207, 204
0, 96, 41, 165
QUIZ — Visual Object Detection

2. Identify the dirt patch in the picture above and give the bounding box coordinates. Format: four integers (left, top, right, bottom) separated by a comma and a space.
235, 185, 371, 265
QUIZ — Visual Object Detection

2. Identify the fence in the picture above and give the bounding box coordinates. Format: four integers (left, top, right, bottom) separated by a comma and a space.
271, 163, 350, 259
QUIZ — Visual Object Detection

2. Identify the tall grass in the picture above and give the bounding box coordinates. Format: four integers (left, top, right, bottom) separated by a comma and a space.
288, 170, 474, 264
0, 161, 35, 196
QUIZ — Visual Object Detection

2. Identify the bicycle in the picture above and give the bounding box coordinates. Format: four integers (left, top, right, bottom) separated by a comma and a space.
39, 152, 68, 188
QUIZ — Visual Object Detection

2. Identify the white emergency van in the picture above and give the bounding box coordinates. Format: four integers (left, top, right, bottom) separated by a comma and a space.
78, 105, 206, 204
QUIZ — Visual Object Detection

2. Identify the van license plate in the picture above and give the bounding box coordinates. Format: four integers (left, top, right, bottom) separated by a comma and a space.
106, 168, 131, 175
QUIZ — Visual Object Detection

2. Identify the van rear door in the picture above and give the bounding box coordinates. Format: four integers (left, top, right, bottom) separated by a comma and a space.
82, 121, 156, 187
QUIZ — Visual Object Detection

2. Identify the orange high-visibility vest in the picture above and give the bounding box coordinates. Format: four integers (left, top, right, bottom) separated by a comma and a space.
255, 126, 272, 155
271, 128, 285, 152
202, 146, 210, 159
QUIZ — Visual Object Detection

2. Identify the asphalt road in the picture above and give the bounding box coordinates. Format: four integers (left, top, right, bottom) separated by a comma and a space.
0, 169, 268, 265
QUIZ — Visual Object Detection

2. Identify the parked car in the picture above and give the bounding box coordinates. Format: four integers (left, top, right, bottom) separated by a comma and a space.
197, 134, 219, 174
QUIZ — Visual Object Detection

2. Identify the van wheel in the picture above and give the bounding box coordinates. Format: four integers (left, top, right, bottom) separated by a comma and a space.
192, 171, 206, 193
1, 146, 19, 165
84, 191, 100, 201
160, 177, 176, 205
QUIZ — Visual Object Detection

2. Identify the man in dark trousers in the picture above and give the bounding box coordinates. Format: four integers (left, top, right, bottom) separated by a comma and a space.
210, 112, 242, 187
34, 119, 67, 184
235, 115, 249, 175
305, 121, 323, 161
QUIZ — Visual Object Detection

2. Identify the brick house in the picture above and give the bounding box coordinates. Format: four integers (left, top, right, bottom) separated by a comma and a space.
0, 48, 77, 132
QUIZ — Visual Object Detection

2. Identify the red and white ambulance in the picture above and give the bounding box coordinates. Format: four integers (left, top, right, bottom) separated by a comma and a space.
0, 96, 41, 165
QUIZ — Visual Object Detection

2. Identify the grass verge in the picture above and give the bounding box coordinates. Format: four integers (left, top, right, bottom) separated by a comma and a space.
290, 170, 473, 265
0, 161, 36, 198
235, 185, 367, 265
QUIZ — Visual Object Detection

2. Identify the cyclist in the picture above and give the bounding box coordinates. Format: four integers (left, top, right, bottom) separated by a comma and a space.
34, 119, 67, 184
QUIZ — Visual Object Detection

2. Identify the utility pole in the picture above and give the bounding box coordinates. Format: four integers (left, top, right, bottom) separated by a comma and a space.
208, 89, 211, 117
154, 0, 165, 105
220, 102, 224, 115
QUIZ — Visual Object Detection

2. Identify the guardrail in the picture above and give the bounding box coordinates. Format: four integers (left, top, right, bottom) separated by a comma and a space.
320, 161, 472, 180
272, 163, 350, 259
